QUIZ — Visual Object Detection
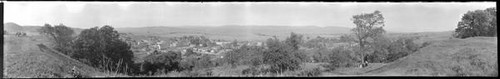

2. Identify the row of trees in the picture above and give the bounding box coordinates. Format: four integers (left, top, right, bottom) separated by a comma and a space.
221, 32, 308, 74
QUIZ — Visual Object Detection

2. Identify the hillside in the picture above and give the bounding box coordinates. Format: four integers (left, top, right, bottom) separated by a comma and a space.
363, 37, 497, 76
3, 35, 119, 78
4, 22, 24, 32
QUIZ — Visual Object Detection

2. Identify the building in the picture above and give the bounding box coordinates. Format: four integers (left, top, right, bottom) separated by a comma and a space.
215, 42, 230, 46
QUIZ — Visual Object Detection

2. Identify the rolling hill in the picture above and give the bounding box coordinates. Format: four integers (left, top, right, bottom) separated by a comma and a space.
364, 37, 497, 76
3, 22, 84, 36
3, 24, 117, 78
4, 22, 24, 32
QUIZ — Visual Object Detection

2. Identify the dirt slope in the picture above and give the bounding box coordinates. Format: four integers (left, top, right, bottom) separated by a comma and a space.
3, 35, 109, 78
364, 37, 497, 76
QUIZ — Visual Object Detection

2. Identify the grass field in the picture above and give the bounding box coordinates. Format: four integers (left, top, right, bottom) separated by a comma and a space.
363, 37, 497, 76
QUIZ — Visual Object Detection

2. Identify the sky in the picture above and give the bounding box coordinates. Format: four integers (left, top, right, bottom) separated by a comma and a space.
4, 2, 496, 32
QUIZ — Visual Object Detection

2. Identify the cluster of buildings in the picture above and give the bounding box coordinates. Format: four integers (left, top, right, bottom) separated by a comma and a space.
121, 35, 270, 62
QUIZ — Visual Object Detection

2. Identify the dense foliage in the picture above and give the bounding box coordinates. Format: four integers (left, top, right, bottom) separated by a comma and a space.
71, 25, 136, 74
174, 36, 215, 47
303, 36, 339, 49
263, 33, 307, 73
323, 46, 358, 70
223, 45, 265, 67
367, 36, 420, 63
38, 24, 75, 55
453, 7, 497, 39
140, 51, 182, 75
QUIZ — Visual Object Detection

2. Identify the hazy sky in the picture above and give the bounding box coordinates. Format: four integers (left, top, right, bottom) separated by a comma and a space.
4, 2, 496, 32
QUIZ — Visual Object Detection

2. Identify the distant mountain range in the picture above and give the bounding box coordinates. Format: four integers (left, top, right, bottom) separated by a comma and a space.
115, 25, 353, 36
113, 25, 354, 41
4, 22, 454, 41
3, 22, 84, 35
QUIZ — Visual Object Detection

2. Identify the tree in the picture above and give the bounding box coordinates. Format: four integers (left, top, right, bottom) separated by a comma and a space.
285, 32, 303, 50
223, 45, 265, 67
453, 7, 497, 38
71, 25, 136, 74
141, 51, 182, 74
38, 24, 75, 55
350, 10, 386, 64
263, 33, 306, 73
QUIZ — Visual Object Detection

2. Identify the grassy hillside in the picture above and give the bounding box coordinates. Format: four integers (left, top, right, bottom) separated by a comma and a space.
3, 35, 124, 78
364, 37, 497, 76
4, 22, 24, 32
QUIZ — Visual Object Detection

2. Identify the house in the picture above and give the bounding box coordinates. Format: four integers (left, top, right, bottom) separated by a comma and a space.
215, 42, 230, 46
256, 42, 263, 46
170, 42, 178, 47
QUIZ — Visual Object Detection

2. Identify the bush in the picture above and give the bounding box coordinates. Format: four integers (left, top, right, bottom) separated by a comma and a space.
323, 46, 358, 71
241, 64, 272, 76
297, 67, 321, 77
140, 51, 182, 74
367, 36, 421, 63
311, 47, 333, 62
223, 45, 265, 67
193, 55, 216, 70
178, 57, 196, 71
303, 36, 339, 49
178, 54, 216, 73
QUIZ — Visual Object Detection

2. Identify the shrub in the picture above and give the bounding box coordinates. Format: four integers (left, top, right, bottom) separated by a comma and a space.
368, 36, 420, 63
140, 51, 182, 74
297, 67, 321, 77
311, 47, 333, 62
222, 43, 266, 68
323, 46, 357, 71
178, 57, 196, 71
193, 55, 216, 70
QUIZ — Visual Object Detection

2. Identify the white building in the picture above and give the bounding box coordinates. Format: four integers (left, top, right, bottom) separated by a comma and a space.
215, 42, 230, 46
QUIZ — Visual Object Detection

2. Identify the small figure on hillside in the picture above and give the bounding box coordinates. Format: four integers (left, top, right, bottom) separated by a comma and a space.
359, 61, 368, 68
68, 66, 83, 78
363, 61, 368, 67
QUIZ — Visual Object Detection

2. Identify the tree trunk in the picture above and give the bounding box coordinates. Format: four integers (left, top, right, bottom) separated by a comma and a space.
359, 39, 364, 63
